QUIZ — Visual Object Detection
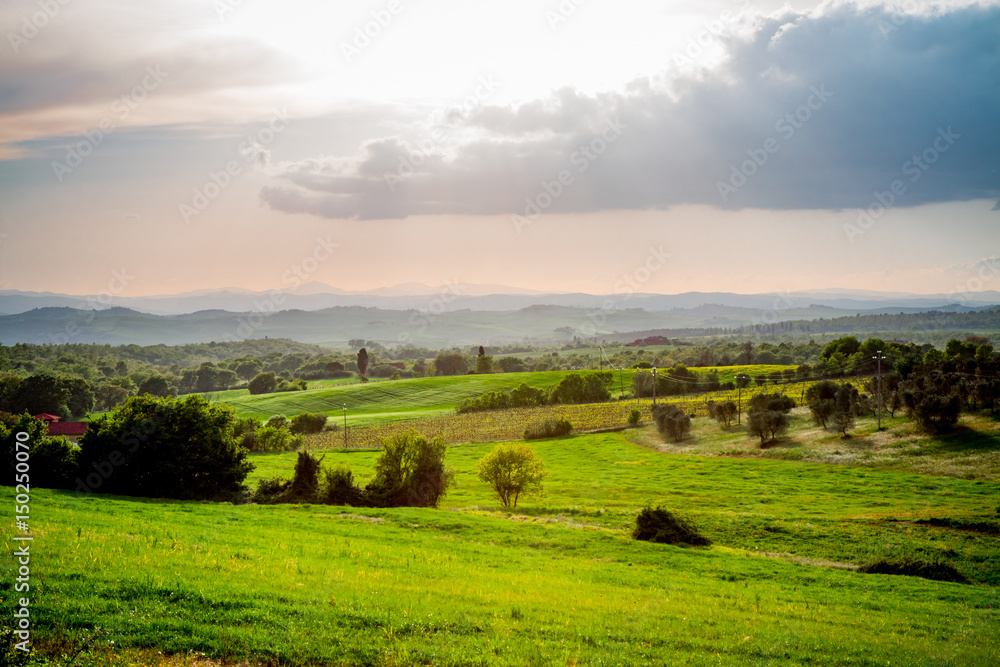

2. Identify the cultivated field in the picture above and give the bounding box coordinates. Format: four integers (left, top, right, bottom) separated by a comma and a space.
6, 366, 999, 665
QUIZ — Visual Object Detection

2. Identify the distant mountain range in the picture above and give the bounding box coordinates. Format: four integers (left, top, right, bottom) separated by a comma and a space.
1, 284, 998, 317
0, 296, 997, 348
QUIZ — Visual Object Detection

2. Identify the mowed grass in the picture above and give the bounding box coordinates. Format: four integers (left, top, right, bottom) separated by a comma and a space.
216, 366, 797, 424
216, 371, 614, 422
7, 453, 1000, 666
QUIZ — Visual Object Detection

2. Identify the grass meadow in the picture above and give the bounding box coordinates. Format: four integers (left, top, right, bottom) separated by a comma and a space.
5, 428, 1000, 665
6, 366, 999, 665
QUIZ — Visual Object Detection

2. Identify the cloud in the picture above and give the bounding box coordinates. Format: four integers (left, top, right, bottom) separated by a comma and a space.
260, 1, 1000, 220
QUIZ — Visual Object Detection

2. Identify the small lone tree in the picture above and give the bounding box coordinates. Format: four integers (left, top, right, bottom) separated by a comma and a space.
357, 348, 369, 377
477, 443, 548, 508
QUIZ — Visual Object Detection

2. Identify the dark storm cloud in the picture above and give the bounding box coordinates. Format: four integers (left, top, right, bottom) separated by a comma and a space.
261, 1, 1000, 220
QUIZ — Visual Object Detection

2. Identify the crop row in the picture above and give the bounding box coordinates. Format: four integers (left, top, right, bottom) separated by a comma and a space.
307, 378, 838, 449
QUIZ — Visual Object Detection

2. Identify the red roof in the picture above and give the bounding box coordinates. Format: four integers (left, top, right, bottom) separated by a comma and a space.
34, 413, 62, 422
46, 421, 88, 436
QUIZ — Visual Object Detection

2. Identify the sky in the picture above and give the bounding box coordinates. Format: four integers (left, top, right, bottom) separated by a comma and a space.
0, 0, 998, 299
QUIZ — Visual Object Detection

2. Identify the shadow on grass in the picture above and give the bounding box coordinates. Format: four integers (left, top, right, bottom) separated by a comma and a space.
932, 425, 1000, 453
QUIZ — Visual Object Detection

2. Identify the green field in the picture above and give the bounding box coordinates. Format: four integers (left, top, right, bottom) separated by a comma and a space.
7, 428, 1000, 666
215, 371, 623, 422
212, 366, 798, 424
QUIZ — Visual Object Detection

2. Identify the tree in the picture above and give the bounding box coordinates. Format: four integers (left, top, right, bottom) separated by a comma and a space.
714, 400, 738, 427
62, 377, 95, 417
366, 430, 452, 507
806, 380, 839, 428
348, 339, 365, 349
138, 375, 172, 397
357, 348, 369, 377
551, 372, 611, 404
477, 443, 547, 508
652, 404, 690, 442
76, 395, 253, 500
95, 384, 129, 411
910, 392, 962, 433
13, 373, 70, 417
476, 354, 493, 374
235, 358, 263, 381
290, 412, 328, 435
434, 352, 468, 376
743, 341, 754, 364
498, 357, 525, 373
1, 412, 76, 489
747, 408, 789, 445
248, 371, 278, 395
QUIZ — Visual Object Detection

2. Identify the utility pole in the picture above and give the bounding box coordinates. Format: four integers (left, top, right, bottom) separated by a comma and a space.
652, 367, 658, 408
617, 366, 624, 399
342, 404, 348, 447
736, 373, 748, 425
874, 351, 885, 430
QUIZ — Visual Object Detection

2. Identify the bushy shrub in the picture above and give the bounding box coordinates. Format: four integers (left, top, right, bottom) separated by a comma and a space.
632, 506, 710, 546
858, 557, 968, 584
253, 425, 303, 452
524, 416, 573, 440
627, 408, 642, 426
265, 414, 290, 430
1, 412, 73, 488
290, 412, 328, 435
652, 404, 690, 442
366, 430, 452, 508
288, 450, 322, 500
252, 476, 292, 504
30, 437, 78, 490
320, 464, 364, 506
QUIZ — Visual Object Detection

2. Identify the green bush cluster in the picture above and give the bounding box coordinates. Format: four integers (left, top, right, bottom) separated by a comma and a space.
524, 416, 573, 440
253, 430, 452, 509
